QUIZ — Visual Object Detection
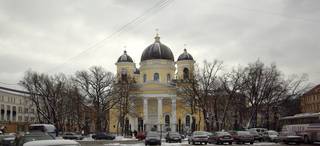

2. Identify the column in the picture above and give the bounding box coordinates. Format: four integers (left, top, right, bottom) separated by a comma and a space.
10, 105, 13, 121
171, 97, 177, 132
157, 97, 163, 131
143, 97, 148, 131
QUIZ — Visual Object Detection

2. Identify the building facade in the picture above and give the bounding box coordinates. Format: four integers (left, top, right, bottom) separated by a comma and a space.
0, 87, 37, 132
300, 84, 320, 113
109, 34, 204, 133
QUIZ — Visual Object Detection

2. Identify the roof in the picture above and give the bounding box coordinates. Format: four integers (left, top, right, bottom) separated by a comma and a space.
117, 50, 134, 63
140, 35, 174, 62
280, 112, 320, 120
23, 140, 79, 146
177, 49, 194, 61
302, 84, 320, 96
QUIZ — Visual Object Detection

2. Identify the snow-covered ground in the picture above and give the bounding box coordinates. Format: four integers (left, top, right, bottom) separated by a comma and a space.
103, 141, 188, 146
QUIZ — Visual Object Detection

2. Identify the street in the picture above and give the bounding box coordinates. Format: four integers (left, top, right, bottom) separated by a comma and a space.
78, 141, 316, 146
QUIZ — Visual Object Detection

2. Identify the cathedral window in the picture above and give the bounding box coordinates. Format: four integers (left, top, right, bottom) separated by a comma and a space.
154, 73, 159, 81
143, 74, 147, 83
183, 68, 189, 80
167, 74, 171, 82
165, 115, 170, 126
186, 115, 190, 127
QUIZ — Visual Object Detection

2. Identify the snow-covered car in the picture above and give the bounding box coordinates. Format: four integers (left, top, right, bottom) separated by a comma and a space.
23, 140, 80, 146
262, 130, 280, 142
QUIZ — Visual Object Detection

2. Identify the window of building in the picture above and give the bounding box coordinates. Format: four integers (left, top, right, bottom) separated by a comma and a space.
18, 107, 22, 113
154, 73, 159, 81
24, 108, 28, 114
183, 68, 189, 80
167, 74, 171, 82
165, 115, 170, 126
18, 116, 22, 122
186, 115, 191, 127
25, 116, 29, 122
143, 74, 147, 83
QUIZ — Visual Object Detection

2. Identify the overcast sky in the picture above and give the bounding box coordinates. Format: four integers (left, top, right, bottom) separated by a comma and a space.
0, 0, 319, 90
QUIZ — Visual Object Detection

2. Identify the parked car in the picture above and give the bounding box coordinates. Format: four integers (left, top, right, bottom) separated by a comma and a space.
229, 131, 254, 144
23, 140, 80, 146
248, 129, 263, 142
165, 132, 182, 143
0, 134, 16, 146
145, 131, 161, 146
188, 131, 209, 145
15, 132, 55, 146
92, 132, 115, 140
280, 131, 303, 144
262, 130, 280, 142
209, 131, 233, 145
29, 124, 57, 138
62, 132, 84, 140
136, 131, 146, 140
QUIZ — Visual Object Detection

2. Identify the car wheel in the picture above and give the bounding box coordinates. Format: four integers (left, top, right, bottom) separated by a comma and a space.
192, 141, 195, 145
188, 140, 190, 144
250, 142, 254, 144
229, 142, 232, 145
204, 142, 207, 145
304, 135, 309, 144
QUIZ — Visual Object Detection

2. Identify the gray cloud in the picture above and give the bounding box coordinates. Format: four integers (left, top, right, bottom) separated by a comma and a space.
0, 0, 319, 89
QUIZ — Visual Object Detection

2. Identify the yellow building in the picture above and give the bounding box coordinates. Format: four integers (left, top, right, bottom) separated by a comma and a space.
300, 84, 320, 113
109, 34, 204, 133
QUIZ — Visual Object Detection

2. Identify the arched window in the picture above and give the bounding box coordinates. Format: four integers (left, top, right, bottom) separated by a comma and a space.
165, 115, 170, 126
143, 74, 147, 83
183, 68, 189, 80
154, 73, 159, 81
121, 69, 127, 81
186, 115, 191, 127
167, 74, 171, 82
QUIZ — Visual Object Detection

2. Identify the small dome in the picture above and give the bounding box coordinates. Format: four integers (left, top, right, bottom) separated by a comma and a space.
140, 35, 174, 62
117, 51, 133, 63
177, 49, 194, 61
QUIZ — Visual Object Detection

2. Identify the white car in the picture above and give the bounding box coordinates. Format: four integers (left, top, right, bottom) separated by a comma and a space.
23, 140, 80, 146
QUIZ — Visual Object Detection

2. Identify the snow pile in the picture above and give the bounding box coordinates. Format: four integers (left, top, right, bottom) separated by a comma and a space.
115, 136, 136, 141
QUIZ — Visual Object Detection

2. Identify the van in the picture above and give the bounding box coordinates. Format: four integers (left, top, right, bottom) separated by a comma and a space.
29, 124, 57, 138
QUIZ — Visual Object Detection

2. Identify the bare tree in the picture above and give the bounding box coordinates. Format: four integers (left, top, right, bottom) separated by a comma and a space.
19, 70, 73, 131
74, 66, 118, 132
114, 74, 135, 136
181, 60, 223, 131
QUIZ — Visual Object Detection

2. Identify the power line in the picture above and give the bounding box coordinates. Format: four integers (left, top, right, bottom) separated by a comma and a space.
47, 0, 174, 73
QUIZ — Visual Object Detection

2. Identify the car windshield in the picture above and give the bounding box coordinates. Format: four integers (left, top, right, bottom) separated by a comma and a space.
169, 132, 180, 136
147, 132, 159, 137
193, 131, 207, 136
217, 132, 230, 136
238, 131, 251, 135
268, 131, 278, 135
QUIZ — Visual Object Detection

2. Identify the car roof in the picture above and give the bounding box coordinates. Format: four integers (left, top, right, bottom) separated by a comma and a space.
23, 140, 79, 146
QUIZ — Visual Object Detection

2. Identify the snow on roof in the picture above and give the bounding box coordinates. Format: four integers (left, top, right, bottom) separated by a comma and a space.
280, 112, 320, 120
23, 140, 79, 146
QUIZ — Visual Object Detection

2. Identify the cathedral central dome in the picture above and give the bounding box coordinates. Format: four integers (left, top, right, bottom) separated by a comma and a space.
140, 35, 174, 62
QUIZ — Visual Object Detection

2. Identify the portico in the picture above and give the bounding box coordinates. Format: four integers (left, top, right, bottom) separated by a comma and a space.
141, 94, 177, 132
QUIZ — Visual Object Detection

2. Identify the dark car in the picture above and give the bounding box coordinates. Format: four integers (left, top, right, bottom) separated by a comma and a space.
188, 131, 209, 145
0, 134, 16, 146
145, 131, 161, 146
62, 132, 84, 140
92, 132, 115, 140
15, 132, 55, 146
262, 130, 280, 143
230, 131, 254, 144
165, 132, 182, 143
209, 131, 233, 145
